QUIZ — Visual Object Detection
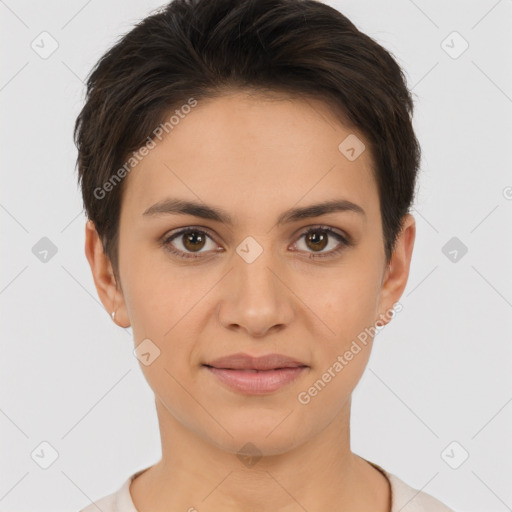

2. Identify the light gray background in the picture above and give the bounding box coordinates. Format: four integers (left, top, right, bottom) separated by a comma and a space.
1, 1, 511, 511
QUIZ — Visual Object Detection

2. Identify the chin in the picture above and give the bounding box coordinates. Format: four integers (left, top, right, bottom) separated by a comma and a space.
202, 416, 309, 458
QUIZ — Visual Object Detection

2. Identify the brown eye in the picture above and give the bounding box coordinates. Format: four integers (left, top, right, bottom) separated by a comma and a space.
182, 231, 207, 252
163, 228, 218, 259
162, 225, 350, 261
305, 230, 329, 252
293, 226, 350, 258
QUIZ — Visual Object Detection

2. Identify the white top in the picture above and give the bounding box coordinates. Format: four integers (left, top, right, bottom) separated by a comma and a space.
79, 461, 455, 512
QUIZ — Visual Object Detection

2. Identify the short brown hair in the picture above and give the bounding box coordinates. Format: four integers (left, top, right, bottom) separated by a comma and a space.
74, 0, 421, 282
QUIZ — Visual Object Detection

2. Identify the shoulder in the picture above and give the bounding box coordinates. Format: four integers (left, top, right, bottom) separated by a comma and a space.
370, 461, 456, 512
79, 492, 116, 512
78, 472, 139, 512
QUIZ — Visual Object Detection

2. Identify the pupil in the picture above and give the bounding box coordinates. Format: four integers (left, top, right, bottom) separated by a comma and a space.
307, 231, 327, 251
184, 231, 205, 251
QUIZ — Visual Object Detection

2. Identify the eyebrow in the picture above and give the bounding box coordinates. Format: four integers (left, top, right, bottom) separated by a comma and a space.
142, 198, 366, 225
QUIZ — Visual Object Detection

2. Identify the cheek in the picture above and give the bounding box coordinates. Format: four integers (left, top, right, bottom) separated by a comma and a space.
296, 270, 381, 403
295, 345, 371, 430
302, 267, 382, 341
120, 251, 194, 336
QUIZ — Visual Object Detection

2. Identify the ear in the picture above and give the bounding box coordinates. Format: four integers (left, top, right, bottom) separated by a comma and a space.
84, 219, 130, 328
376, 213, 416, 327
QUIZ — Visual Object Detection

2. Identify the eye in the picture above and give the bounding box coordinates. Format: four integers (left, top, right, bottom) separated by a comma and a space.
161, 225, 351, 260
163, 228, 219, 259
292, 226, 350, 258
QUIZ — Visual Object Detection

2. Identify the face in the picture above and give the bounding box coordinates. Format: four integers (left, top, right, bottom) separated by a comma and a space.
86, 90, 415, 457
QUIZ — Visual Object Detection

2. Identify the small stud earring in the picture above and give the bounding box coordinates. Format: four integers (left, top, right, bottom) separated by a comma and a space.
111, 311, 116, 321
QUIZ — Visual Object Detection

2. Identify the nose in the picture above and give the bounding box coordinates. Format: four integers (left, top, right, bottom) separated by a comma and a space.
216, 244, 295, 338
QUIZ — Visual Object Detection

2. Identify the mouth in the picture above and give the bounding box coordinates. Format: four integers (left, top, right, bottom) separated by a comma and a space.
202, 352, 309, 394
203, 352, 308, 371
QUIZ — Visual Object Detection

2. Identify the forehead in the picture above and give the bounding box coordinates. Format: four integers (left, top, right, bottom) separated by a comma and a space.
121, 91, 379, 223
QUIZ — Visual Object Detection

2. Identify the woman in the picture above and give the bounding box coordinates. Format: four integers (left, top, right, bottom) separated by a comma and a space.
75, 0, 455, 510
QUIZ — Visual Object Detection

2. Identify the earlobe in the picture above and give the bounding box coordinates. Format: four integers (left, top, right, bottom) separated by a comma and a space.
84, 220, 131, 328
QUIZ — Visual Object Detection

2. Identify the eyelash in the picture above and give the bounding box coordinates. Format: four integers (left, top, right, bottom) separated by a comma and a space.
161, 225, 351, 260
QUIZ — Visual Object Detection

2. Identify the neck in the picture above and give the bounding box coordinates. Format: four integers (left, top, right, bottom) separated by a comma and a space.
130, 397, 390, 512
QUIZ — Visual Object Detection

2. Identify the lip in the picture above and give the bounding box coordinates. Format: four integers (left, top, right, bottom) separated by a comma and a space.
202, 352, 309, 395
204, 366, 308, 394
204, 352, 307, 371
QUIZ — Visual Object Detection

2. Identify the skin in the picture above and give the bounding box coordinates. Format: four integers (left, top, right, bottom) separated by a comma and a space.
85, 90, 415, 512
